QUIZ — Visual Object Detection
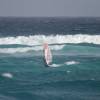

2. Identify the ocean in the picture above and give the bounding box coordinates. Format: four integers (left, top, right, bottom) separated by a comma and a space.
0, 17, 100, 100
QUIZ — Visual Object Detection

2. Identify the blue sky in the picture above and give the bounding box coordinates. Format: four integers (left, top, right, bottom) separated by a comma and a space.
0, 0, 100, 17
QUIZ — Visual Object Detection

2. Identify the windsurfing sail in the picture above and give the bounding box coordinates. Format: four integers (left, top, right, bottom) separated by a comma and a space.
43, 43, 52, 65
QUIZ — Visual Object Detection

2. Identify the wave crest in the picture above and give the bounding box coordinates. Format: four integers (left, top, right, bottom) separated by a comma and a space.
0, 34, 100, 45
0, 45, 64, 53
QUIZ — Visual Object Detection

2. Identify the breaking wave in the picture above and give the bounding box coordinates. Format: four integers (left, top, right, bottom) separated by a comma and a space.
0, 45, 64, 53
0, 34, 100, 45
0, 34, 100, 54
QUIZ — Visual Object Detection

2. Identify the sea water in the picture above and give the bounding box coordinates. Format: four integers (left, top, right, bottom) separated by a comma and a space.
0, 17, 100, 100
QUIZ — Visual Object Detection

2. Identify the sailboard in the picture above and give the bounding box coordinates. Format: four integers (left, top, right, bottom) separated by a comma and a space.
43, 43, 52, 66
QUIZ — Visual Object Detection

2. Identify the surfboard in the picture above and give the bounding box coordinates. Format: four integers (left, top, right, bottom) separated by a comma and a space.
43, 43, 52, 66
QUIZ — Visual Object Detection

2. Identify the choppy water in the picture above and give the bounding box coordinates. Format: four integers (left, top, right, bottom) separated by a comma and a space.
0, 17, 100, 100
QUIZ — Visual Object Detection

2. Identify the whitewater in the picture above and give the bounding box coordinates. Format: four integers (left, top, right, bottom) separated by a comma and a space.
0, 34, 100, 45
0, 34, 100, 54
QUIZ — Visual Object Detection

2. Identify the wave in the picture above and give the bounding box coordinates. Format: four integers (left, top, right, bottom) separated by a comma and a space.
0, 34, 100, 54
0, 34, 100, 45
0, 45, 64, 53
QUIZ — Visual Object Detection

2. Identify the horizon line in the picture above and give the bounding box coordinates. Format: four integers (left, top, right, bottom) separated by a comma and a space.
0, 16, 100, 18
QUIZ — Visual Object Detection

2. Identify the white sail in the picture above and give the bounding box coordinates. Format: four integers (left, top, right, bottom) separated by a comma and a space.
43, 43, 52, 65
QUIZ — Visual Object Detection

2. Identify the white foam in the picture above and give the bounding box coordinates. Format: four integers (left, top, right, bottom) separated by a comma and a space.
0, 45, 64, 53
49, 64, 62, 67
1, 73, 13, 78
65, 61, 79, 65
0, 34, 100, 54
0, 34, 100, 45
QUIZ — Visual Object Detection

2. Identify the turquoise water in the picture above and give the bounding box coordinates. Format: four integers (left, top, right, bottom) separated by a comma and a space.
0, 44, 100, 100
0, 17, 100, 100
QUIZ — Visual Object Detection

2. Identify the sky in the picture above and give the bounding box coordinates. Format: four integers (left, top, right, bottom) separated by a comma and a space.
0, 0, 100, 17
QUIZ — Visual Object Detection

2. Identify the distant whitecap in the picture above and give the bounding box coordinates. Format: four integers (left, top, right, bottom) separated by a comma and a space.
65, 61, 79, 65
1, 73, 13, 78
